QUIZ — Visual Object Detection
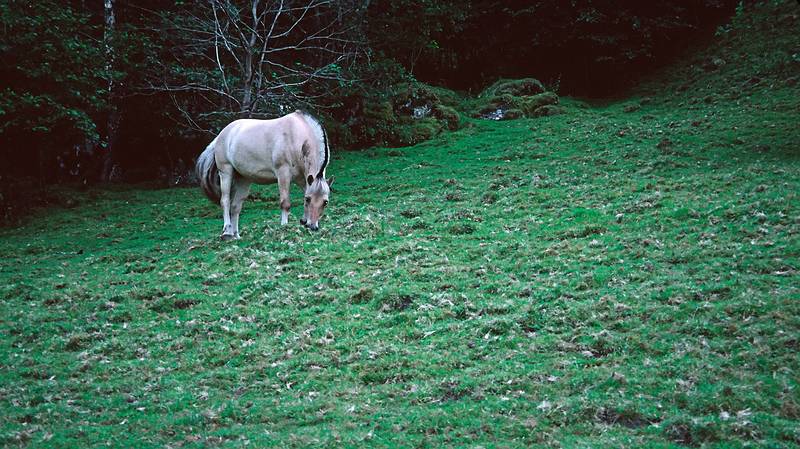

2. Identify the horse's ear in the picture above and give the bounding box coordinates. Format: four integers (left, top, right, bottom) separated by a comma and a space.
326, 175, 335, 188
307, 174, 314, 185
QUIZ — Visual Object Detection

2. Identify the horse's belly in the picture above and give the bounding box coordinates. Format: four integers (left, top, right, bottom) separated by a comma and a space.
250, 174, 278, 184
236, 164, 278, 183
227, 143, 278, 182
231, 162, 276, 182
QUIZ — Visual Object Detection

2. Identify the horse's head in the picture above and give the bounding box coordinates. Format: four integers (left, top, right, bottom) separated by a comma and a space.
301, 174, 334, 231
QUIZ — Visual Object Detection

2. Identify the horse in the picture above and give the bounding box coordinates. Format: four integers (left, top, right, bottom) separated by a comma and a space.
195, 111, 335, 240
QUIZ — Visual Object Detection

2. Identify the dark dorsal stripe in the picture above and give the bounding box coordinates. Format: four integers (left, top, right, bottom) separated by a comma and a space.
316, 125, 329, 180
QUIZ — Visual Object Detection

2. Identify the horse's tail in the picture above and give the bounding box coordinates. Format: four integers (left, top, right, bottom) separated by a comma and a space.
196, 138, 221, 204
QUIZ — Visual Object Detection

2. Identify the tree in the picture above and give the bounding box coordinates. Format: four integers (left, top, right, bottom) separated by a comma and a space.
0, 1, 105, 181
151, 0, 366, 134
101, 0, 120, 181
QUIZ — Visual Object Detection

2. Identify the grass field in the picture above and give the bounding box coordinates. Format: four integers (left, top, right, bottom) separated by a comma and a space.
2, 2, 799, 448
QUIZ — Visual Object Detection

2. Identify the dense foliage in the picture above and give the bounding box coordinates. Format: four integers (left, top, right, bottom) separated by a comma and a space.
368, 0, 740, 93
0, 0, 741, 192
0, 1, 105, 179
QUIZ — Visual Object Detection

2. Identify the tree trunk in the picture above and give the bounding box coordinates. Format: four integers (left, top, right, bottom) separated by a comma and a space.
241, 51, 254, 115
101, 0, 119, 181
240, 0, 259, 116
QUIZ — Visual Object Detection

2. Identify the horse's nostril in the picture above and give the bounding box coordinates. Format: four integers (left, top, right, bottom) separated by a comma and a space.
300, 218, 307, 225
309, 224, 319, 231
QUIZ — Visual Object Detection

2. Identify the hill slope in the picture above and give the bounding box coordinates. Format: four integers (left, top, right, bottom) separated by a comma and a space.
1, 2, 799, 447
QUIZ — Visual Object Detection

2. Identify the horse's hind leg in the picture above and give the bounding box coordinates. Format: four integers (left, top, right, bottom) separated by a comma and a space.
218, 169, 236, 240
230, 178, 251, 239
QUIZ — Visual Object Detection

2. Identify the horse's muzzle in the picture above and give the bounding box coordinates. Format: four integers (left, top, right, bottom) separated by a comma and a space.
306, 223, 319, 231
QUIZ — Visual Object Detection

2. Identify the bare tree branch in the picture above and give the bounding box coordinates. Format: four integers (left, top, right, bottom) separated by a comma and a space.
148, 0, 365, 133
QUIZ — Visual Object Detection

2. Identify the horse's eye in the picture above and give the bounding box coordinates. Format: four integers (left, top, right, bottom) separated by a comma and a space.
323, 200, 329, 206
305, 197, 310, 203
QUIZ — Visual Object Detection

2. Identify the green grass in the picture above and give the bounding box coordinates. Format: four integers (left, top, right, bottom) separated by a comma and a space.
2, 2, 799, 447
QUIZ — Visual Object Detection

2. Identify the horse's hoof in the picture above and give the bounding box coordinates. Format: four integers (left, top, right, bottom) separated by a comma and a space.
220, 233, 235, 241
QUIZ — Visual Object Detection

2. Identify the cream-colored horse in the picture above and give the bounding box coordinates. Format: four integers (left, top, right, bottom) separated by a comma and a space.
196, 111, 334, 239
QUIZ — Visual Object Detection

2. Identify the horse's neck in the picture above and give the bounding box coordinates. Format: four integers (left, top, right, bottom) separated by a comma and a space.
303, 143, 322, 177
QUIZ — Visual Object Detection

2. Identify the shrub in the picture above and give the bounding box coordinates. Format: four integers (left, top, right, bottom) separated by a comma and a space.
328, 81, 464, 149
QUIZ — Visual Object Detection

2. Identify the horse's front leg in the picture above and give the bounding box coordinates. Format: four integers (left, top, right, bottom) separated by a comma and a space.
230, 178, 251, 239
218, 169, 236, 240
278, 170, 291, 226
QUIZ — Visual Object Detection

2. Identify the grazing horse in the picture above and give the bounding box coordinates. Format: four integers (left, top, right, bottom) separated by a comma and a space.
195, 111, 334, 239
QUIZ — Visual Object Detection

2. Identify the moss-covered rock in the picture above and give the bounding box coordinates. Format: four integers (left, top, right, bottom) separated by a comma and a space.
474, 94, 516, 117
423, 85, 464, 109
531, 105, 566, 117
472, 79, 562, 120
333, 82, 464, 149
518, 92, 559, 115
481, 78, 546, 98
502, 109, 524, 120
432, 104, 461, 130
390, 83, 464, 139
392, 83, 440, 116
492, 94, 516, 106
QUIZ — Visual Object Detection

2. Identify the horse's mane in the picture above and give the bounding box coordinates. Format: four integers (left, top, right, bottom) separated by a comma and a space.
297, 110, 329, 178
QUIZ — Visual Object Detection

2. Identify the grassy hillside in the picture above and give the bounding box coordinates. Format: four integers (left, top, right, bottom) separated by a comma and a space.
1, 2, 798, 447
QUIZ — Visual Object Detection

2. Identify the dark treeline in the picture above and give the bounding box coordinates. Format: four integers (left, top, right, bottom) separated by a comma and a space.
0, 0, 738, 189
370, 0, 740, 93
